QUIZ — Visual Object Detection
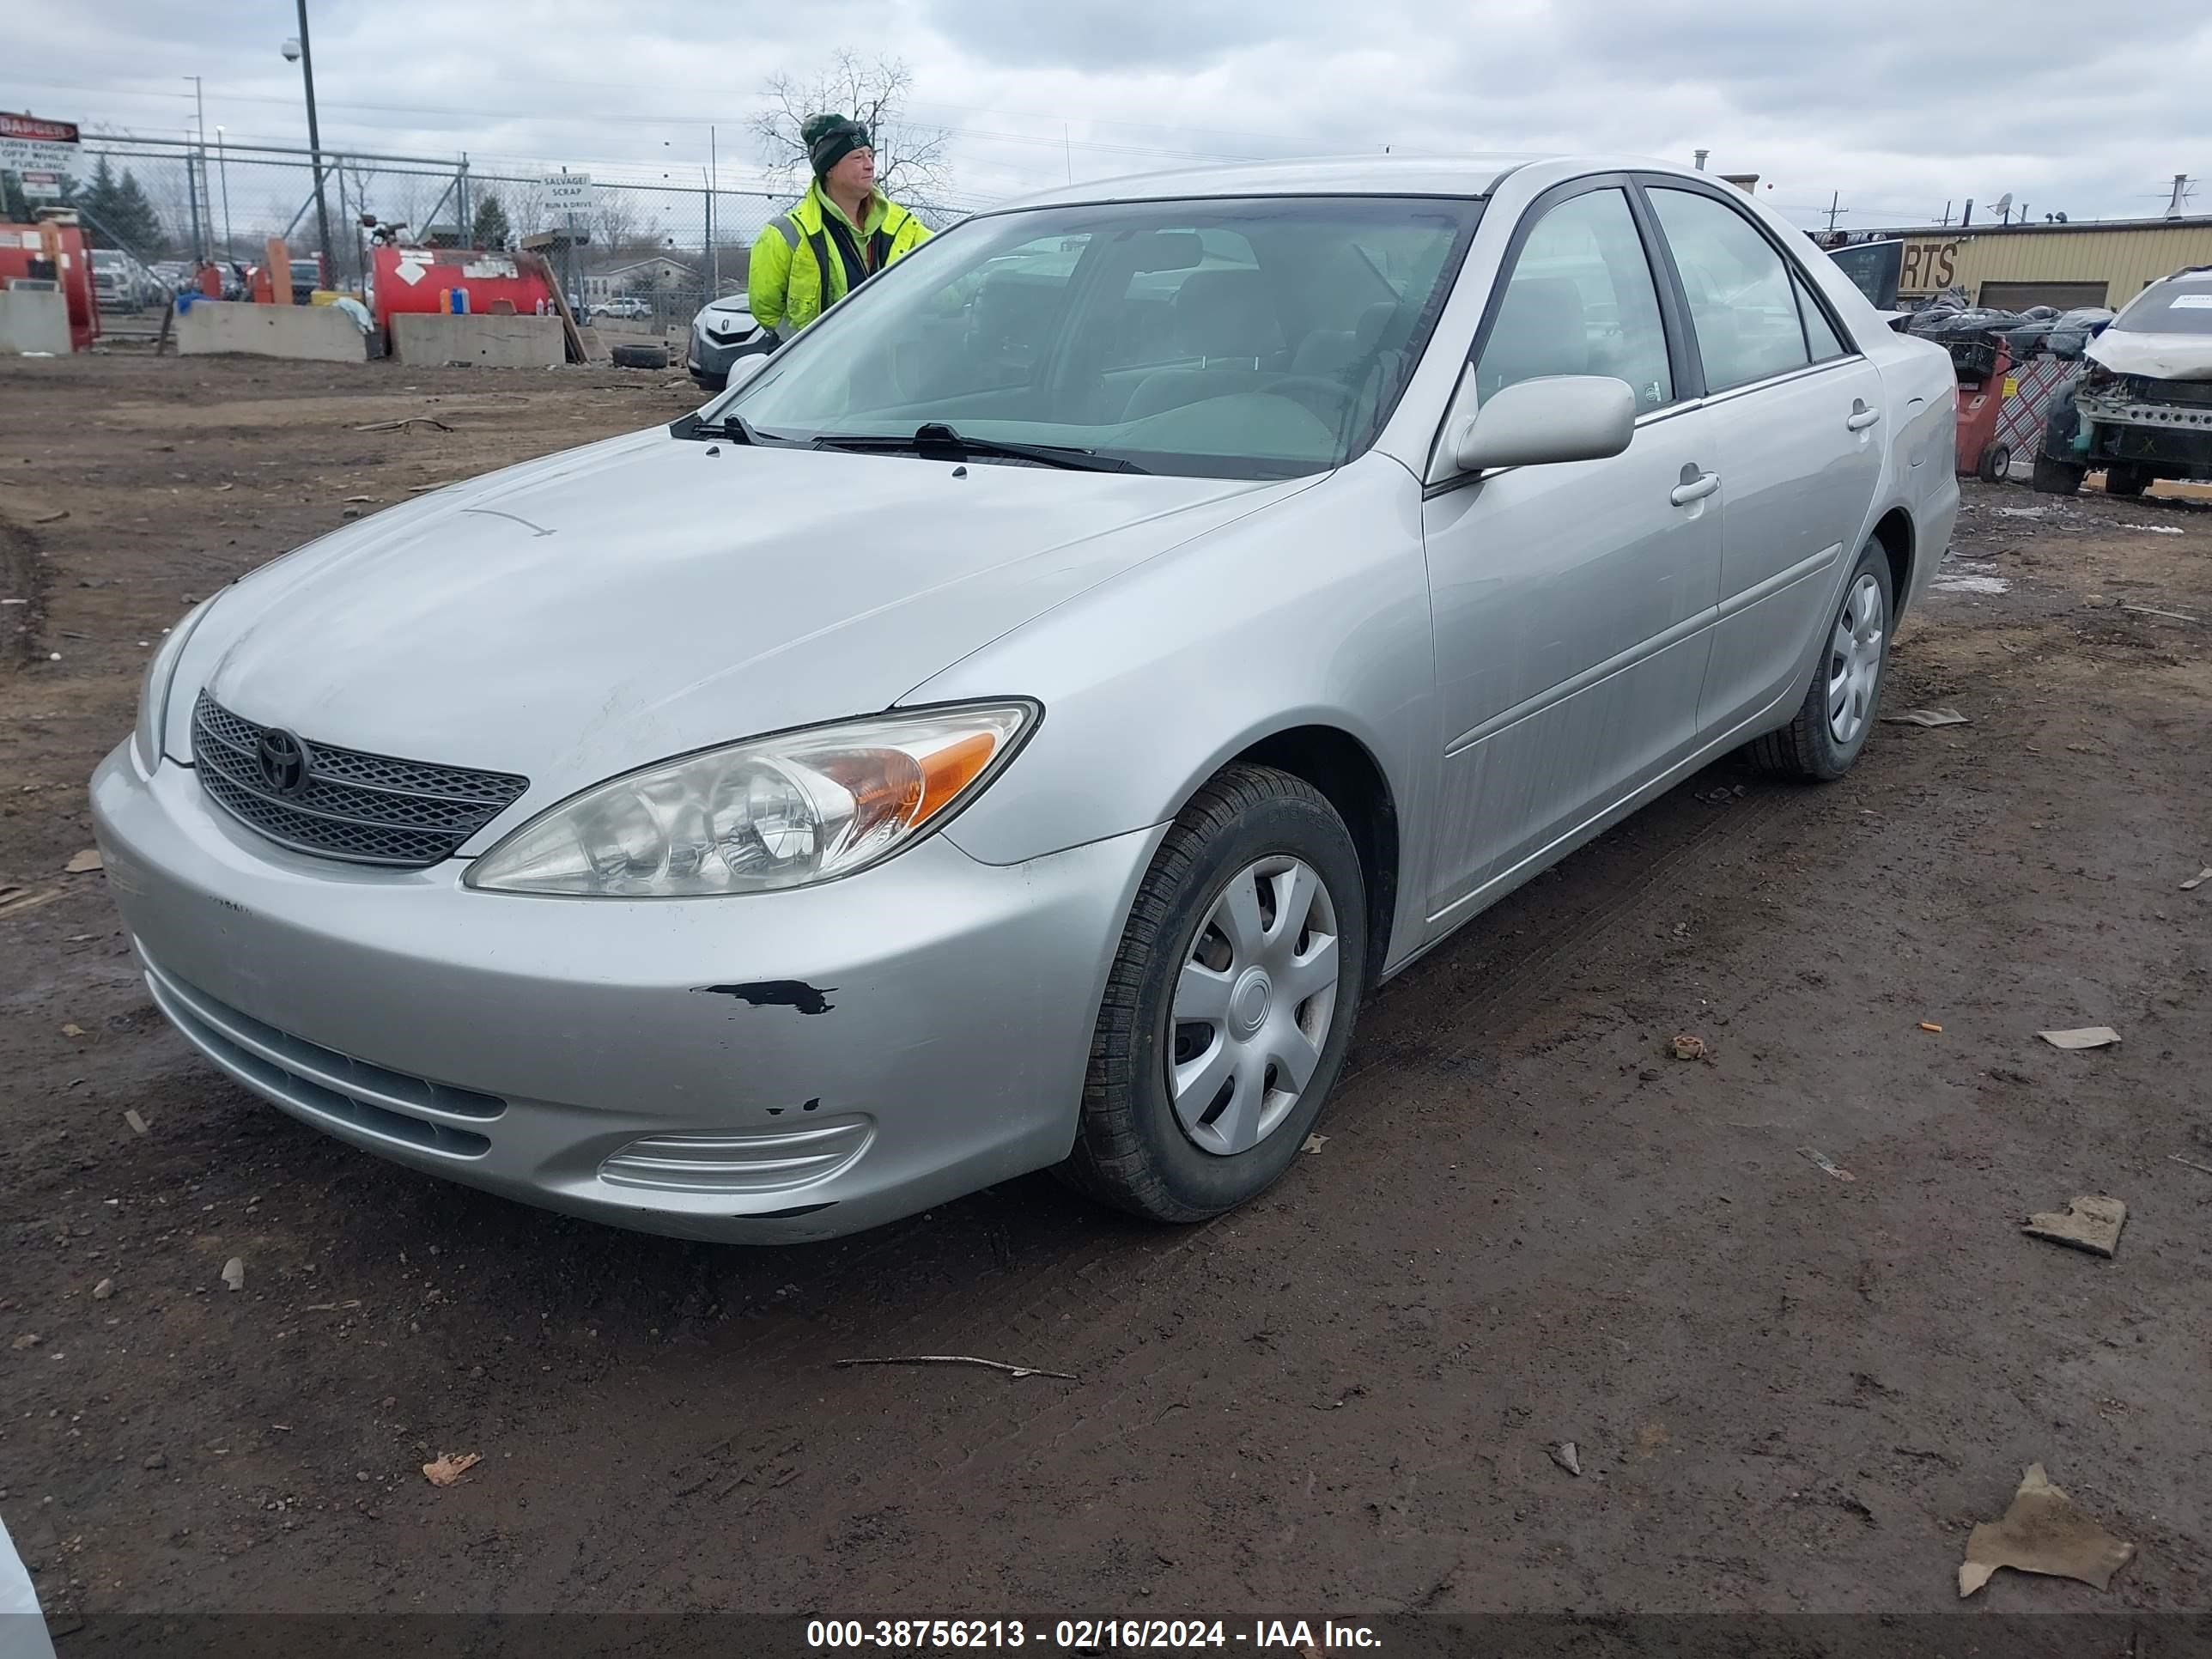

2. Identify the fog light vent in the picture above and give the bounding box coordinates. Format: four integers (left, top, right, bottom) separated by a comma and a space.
599, 1116, 872, 1194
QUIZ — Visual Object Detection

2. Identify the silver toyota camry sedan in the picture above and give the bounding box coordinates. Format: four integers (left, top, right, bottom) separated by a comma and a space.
94, 155, 1959, 1243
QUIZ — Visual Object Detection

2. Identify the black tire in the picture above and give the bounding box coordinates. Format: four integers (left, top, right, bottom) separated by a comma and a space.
1058, 763, 1366, 1223
611, 343, 667, 370
1745, 539, 1895, 782
2032, 452, 2084, 495
2102, 462, 2152, 499
1976, 441, 2012, 483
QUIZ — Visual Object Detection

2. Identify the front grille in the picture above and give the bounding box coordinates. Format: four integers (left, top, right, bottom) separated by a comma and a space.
192, 691, 528, 868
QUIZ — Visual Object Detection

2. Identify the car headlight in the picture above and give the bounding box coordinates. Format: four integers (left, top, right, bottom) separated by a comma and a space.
133, 594, 221, 772
465, 702, 1037, 897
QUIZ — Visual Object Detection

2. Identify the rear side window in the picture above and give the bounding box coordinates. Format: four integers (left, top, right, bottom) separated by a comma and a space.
1474, 187, 1673, 411
1649, 187, 1812, 392
1796, 272, 1849, 361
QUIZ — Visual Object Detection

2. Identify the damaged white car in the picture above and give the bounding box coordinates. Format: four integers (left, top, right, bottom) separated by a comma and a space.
2033, 266, 2212, 497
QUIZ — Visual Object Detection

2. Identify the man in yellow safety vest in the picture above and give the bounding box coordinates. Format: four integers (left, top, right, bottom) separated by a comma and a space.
747, 113, 931, 339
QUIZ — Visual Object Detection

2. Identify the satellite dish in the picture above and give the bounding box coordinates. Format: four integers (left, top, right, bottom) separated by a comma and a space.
1994, 192, 2013, 214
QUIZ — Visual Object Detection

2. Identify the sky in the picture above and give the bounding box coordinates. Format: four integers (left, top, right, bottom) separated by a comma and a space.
6, 0, 2211, 231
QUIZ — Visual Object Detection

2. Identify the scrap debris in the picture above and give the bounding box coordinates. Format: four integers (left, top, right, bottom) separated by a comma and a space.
2039, 1026, 2121, 1050
422, 1451, 482, 1487
1919, 1022, 1944, 1033
64, 848, 102, 873
2169, 1154, 2212, 1178
833, 1354, 1079, 1382
2023, 1195, 2126, 1259
2181, 868, 2211, 892
1669, 1034, 1707, 1061
124, 1109, 149, 1136
1799, 1146, 1856, 1182
1960, 1464, 2135, 1597
1549, 1442, 1582, 1477
1882, 707, 1971, 728
1301, 1134, 1329, 1155
220, 1257, 246, 1292
355, 416, 453, 434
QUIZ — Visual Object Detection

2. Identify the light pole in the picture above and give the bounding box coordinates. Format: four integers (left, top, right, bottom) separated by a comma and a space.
183, 77, 207, 260
215, 125, 234, 259
282, 3, 333, 279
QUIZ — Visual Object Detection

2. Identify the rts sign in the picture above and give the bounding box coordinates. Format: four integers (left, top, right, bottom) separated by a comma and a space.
1898, 236, 1965, 297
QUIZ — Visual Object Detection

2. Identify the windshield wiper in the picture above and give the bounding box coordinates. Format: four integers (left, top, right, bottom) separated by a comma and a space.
668, 410, 792, 446
812, 422, 1149, 473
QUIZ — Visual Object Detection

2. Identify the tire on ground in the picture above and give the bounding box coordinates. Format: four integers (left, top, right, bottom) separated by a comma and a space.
611, 343, 667, 370
1743, 538, 1895, 782
1058, 763, 1366, 1223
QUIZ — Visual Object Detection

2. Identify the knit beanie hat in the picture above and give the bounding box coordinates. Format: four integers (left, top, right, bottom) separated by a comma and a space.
804, 114, 872, 182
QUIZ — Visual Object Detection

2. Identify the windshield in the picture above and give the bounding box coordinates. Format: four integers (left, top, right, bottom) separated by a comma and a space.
715, 195, 1483, 479
2112, 279, 2212, 337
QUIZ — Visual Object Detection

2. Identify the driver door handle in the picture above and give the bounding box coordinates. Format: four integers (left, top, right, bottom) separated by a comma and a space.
1846, 402, 1882, 431
1670, 470, 1720, 507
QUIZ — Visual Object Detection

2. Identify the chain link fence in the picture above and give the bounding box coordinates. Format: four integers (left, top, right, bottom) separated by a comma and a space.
38, 134, 965, 336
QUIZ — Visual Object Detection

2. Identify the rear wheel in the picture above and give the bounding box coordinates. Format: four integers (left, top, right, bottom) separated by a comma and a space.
2032, 452, 2084, 495
1745, 540, 1893, 782
1059, 764, 1365, 1223
1976, 441, 2013, 483
2102, 462, 2152, 498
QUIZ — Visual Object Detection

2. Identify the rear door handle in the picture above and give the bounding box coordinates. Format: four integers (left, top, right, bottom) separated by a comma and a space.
1670, 471, 1720, 507
1846, 404, 1882, 431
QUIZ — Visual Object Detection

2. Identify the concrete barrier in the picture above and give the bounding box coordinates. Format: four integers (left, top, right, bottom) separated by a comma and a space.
0, 288, 71, 356
391, 313, 563, 368
176, 301, 367, 363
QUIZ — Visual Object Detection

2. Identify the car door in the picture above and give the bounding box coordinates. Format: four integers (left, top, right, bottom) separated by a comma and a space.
1419, 180, 1723, 927
1639, 182, 1887, 736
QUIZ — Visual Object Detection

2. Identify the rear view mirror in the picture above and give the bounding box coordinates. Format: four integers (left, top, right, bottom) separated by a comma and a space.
1451, 375, 1637, 473
1131, 231, 1203, 273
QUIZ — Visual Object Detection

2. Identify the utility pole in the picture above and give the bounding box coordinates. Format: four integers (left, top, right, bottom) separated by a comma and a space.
1825, 190, 1843, 232
292, 0, 334, 276
1065, 125, 1074, 185
708, 125, 718, 295
1941, 200, 1952, 226
215, 125, 234, 258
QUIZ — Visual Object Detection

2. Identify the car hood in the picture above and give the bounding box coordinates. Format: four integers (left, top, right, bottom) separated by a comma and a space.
176, 428, 1304, 812
2086, 326, 2212, 381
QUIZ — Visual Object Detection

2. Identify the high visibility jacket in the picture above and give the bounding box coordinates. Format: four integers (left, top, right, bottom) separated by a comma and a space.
747, 183, 931, 334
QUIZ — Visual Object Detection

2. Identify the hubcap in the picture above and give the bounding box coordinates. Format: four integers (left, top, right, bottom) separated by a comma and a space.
1169, 855, 1341, 1158
1827, 572, 1886, 747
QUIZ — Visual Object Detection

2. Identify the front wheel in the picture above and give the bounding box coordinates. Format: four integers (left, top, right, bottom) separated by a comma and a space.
1059, 764, 1365, 1223
1744, 541, 1894, 781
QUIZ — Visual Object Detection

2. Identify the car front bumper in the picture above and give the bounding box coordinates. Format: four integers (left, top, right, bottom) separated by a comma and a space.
686, 328, 774, 385
92, 744, 1161, 1243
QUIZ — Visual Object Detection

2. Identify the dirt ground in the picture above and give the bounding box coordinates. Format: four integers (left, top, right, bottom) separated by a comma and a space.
1, 354, 2207, 1634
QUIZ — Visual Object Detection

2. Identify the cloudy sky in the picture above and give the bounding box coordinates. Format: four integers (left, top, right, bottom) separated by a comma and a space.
8, 0, 2210, 228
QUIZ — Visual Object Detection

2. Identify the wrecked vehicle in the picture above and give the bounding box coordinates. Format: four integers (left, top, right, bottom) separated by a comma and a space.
2033, 268, 2212, 496
92, 155, 1957, 1243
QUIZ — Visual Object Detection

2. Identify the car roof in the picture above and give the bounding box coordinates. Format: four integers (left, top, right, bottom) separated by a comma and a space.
987, 152, 1709, 212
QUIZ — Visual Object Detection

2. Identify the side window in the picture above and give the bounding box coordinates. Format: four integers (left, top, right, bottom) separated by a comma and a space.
1648, 187, 1810, 392
1475, 188, 1672, 411
1795, 271, 1849, 362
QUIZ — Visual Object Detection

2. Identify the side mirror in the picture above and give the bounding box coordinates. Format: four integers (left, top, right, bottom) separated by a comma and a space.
722, 352, 772, 394
1451, 375, 1637, 473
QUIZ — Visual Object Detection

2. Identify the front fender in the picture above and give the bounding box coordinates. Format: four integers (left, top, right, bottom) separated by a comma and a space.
908, 454, 1437, 959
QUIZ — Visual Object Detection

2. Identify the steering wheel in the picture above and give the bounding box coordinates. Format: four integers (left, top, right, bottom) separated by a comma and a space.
1263, 374, 1358, 423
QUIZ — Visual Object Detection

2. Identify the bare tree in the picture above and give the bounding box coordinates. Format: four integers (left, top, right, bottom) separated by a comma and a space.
748, 52, 953, 204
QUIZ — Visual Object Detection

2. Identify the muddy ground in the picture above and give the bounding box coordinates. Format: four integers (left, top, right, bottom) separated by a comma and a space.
1, 355, 2207, 1635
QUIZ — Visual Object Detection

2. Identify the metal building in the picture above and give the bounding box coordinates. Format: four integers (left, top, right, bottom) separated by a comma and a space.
1864, 216, 2212, 308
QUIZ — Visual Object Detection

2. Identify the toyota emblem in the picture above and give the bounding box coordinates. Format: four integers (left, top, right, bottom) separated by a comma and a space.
255, 727, 311, 796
